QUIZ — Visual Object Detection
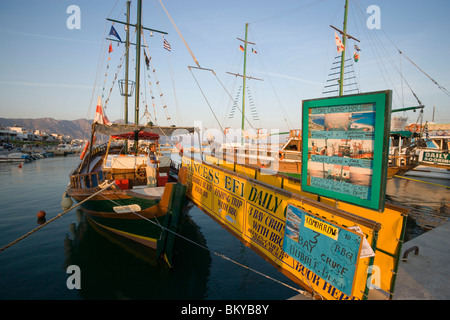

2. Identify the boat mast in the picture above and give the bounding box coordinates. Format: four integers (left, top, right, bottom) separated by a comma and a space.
339, 0, 349, 96
133, 0, 142, 154
241, 23, 249, 146
124, 1, 131, 126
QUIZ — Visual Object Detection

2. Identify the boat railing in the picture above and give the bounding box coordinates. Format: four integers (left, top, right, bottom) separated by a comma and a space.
279, 149, 301, 161
388, 153, 419, 167
74, 142, 108, 174
70, 171, 105, 189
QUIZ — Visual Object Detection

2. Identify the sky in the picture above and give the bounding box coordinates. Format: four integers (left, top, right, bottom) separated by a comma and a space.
0, 0, 449, 134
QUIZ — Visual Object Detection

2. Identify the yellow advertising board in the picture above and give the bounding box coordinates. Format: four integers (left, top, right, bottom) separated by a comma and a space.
183, 157, 407, 300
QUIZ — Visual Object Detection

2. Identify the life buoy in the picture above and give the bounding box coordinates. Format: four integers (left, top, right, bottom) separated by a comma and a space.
279, 151, 285, 160
409, 124, 420, 133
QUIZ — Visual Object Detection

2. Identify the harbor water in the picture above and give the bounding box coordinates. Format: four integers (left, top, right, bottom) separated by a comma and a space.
0, 155, 449, 300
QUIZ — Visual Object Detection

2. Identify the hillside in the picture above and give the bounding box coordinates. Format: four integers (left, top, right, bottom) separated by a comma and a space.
0, 118, 92, 140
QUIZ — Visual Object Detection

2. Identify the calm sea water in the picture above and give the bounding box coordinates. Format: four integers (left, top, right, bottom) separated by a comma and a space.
0, 155, 448, 300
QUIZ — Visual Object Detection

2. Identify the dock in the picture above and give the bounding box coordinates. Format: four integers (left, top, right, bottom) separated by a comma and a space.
393, 220, 450, 300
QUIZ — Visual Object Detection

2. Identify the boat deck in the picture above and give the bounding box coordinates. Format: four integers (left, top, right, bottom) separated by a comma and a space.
126, 185, 166, 199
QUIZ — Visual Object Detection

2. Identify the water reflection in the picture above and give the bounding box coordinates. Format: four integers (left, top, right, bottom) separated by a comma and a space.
64, 208, 212, 300
386, 171, 450, 240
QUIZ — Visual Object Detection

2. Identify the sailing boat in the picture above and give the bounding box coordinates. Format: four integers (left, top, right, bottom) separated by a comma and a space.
67, 0, 196, 264
217, 4, 423, 180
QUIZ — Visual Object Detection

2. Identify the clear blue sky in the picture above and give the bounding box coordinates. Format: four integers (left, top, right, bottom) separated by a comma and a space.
0, 0, 449, 133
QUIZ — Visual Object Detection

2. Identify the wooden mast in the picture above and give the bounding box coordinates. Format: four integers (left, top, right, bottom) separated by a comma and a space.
133, 0, 142, 155
339, 0, 349, 96
124, 1, 130, 126
227, 24, 262, 146
241, 23, 249, 146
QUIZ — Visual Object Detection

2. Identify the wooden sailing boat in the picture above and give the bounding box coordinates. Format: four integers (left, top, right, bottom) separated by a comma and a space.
67, 0, 195, 264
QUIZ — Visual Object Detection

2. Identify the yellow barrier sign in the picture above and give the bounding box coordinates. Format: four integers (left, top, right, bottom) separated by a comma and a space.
183, 157, 406, 300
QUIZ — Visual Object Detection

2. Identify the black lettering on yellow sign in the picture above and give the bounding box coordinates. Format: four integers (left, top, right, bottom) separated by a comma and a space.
248, 186, 283, 214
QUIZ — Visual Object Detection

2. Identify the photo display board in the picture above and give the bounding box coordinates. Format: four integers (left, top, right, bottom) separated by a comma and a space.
301, 91, 392, 211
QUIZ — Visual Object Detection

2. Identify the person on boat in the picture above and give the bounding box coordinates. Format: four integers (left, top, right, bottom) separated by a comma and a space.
311, 142, 318, 154
146, 143, 160, 187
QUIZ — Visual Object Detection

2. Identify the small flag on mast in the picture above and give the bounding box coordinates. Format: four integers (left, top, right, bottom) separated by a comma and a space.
239, 45, 244, 52
353, 51, 360, 62
354, 44, 361, 52
109, 25, 122, 42
108, 42, 113, 53
252, 48, 257, 54
335, 31, 345, 53
163, 38, 171, 51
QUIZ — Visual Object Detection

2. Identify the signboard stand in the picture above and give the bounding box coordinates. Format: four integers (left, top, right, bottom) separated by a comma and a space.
301, 91, 392, 211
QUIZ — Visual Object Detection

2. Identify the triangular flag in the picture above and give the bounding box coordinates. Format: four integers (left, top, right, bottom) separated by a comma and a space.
335, 31, 345, 53
109, 25, 122, 42
108, 42, 113, 53
94, 96, 112, 125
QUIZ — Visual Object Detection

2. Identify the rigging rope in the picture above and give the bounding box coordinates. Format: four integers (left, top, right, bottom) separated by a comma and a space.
379, 28, 450, 99
142, 32, 173, 126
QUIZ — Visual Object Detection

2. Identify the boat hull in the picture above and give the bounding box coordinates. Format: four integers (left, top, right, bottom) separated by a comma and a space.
68, 183, 174, 249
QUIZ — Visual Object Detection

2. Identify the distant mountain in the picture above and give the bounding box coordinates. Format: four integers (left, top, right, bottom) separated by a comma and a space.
0, 118, 93, 140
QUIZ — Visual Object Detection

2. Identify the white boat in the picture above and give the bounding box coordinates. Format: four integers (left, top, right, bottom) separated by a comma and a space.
0, 152, 31, 163
417, 134, 450, 170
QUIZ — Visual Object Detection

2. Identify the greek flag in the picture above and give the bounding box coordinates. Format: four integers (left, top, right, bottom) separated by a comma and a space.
163, 38, 171, 52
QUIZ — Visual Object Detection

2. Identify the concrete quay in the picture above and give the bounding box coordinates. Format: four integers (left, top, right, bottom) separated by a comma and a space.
393, 220, 450, 300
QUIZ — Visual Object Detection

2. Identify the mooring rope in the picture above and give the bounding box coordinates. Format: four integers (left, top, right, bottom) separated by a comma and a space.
0, 181, 116, 253
394, 175, 450, 189
111, 198, 312, 298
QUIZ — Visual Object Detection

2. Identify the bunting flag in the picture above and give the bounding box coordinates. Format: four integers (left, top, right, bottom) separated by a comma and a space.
354, 44, 361, 52
144, 51, 150, 69
108, 42, 113, 53
353, 51, 360, 62
94, 96, 112, 125
252, 48, 257, 54
239, 45, 244, 52
163, 38, 171, 51
335, 31, 345, 53
109, 25, 122, 42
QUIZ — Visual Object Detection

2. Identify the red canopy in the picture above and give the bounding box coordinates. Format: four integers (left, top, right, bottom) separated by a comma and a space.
111, 130, 160, 140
